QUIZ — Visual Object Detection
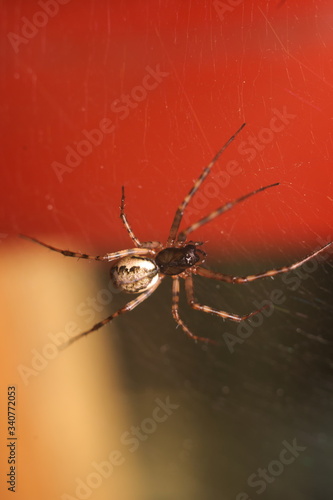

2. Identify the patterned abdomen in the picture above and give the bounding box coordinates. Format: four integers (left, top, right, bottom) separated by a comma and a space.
110, 256, 159, 293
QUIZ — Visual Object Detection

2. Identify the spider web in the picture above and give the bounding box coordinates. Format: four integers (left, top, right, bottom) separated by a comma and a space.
2, 1, 333, 499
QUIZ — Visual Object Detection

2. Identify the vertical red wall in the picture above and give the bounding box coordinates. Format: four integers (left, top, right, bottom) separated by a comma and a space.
1, 0, 332, 258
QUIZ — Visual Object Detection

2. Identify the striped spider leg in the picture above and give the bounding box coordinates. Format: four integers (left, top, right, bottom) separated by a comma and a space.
65, 277, 163, 348
192, 242, 333, 283
171, 276, 217, 345
183, 241, 332, 336
167, 122, 246, 246
20, 185, 163, 262
120, 185, 141, 247
171, 275, 263, 345
177, 182, 280, 243
175, 243, 332, 343
121, 185, 163, 251
19, 234, 157, 261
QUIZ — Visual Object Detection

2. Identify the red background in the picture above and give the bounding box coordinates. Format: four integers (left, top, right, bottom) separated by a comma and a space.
1, 0, 333, 258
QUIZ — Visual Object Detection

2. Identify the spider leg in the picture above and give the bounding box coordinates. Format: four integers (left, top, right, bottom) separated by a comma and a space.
185, 275, 266, 322
120, 186, 141, 247
140, 241, 164, 250
64, 278, 162, 348
178, 183, 279, 242
20, 234, 155, 262
193, 242, 333, 283
167, 123, 246, 246
171, 276, 217, 344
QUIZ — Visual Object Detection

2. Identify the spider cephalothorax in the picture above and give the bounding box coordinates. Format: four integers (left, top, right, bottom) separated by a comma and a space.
155, 244, 205, 275
21, 123, 332, 347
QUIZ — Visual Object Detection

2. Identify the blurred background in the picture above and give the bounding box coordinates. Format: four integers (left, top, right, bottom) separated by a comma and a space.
1, 1, 333, 499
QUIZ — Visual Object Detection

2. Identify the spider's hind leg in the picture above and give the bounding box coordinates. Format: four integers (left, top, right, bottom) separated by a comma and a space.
20, 234, 111, 261
20, 234, 156, 262
64, 278, 162, 348
193, 242, 333, 283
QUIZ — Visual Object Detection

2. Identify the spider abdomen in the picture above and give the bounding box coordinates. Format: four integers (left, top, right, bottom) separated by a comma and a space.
110, 256, 159, 293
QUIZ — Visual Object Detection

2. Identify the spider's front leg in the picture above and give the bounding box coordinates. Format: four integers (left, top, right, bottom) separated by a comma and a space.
167, 123, 246, 246
193, 242, 333, 283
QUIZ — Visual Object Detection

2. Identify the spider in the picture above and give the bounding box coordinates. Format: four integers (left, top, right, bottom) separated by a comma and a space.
21, 123, 332, 347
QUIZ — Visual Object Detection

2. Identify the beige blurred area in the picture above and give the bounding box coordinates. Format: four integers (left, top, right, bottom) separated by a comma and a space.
0, 236, 186, 500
